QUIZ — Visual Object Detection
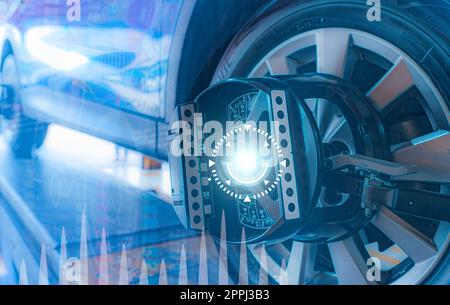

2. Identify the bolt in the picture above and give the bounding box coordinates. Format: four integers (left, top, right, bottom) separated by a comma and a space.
323, 159, 333, 169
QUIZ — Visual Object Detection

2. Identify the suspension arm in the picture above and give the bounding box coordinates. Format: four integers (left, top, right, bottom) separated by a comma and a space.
324, 171, 450, 222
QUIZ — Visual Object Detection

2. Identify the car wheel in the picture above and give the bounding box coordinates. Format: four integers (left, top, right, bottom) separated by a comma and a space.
0, 53, 48, 158
212, 0, 450, 284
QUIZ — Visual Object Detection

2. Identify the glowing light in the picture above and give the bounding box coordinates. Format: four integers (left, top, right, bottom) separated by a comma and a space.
226, 150, 268, 186
234, 151, 257, 172
25, 27, 89, 71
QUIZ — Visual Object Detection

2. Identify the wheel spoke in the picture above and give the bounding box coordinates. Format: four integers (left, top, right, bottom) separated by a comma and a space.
305, 98, 318, 115
250, 61, 270, 77
372, 206, 437, 263
287, 241, 317, 284
248, 243, 288, 284
342, 38, 363, 81
315, 29, 351, 77
391, 130, 450, 183
246, 91, 268, 123
315, 100, 339, 137
265, 56, 298, 75
366, 57, 414, 112
249, 242, 317, 284
328, 236, 375, 285
322, 116, 347, 143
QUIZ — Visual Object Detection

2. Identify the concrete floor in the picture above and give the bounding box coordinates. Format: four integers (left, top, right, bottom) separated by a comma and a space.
0, 125, 228, 285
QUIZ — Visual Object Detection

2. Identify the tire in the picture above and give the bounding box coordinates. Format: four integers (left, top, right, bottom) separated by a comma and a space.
0, 53, 48, 158
212, 0, 450, 284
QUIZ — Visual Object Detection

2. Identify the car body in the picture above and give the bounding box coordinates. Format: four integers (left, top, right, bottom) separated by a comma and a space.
0, 0, 266, 159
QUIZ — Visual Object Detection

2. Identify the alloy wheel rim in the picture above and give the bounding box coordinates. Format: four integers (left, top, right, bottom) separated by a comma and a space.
219, 27, 449, 284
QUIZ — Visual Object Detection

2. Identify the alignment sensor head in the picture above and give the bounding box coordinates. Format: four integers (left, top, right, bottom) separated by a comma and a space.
168, 77, 322, 243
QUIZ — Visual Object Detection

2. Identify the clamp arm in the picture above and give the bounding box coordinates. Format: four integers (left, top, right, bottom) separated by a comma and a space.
324, 154, 450, 222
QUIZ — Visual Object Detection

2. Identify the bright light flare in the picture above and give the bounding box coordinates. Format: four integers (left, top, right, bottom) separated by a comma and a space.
233, 151, 257, 172
226, 150, 268, 186
25, 26, 89, 71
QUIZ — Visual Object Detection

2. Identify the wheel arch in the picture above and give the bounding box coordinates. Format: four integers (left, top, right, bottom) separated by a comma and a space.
165, 0, 449, 123
164, 0, 278, 122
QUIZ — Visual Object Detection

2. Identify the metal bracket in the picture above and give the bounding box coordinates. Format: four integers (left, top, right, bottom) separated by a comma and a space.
361, 174, 396, 217
324, 168, 450, 222
270, 90, 300, 220
327, 154, 417, 178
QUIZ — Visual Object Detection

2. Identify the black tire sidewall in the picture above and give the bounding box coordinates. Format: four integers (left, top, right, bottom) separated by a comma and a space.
214, 1, 449, 106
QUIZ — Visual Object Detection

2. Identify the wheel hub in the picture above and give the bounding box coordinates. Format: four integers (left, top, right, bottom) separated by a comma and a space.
169, 73, 388, 244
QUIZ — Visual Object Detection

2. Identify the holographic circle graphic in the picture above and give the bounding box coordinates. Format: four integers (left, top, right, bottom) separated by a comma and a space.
208, 124, 285, 202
